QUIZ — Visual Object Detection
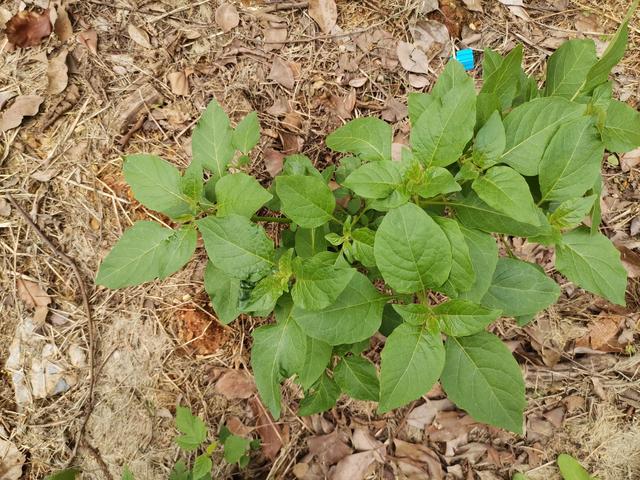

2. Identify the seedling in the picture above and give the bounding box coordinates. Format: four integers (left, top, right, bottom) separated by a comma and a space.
96, 2, 639, 435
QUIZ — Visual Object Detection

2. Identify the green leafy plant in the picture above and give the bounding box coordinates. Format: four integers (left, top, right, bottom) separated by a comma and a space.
96, 1, 639, 435
513, 453, 598, 480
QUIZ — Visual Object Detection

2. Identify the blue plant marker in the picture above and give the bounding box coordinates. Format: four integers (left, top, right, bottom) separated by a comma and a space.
455, 49, 474, 71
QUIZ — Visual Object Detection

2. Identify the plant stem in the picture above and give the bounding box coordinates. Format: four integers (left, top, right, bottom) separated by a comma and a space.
252, 215, 292, 224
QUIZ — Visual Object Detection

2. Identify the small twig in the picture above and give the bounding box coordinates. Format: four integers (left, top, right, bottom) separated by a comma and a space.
5, 194, 96, 470
81, 439, 115, 480
118, 114, 147, 149
254, 1, 308, 13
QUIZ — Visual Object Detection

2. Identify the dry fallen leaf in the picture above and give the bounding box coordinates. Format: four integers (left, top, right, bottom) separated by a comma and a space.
227, 416, 252, 437
308, 0, 337, 34
333, 451, 377, 480
264, 148, 284, 177
406, 398, 454, 430
0, 198, 11, 217
264, 26, 287, 51
308, 431, 352, 465
5, 9, 52, 47
397, 41, 429, 74
463, 0, 483, 12
214, 369, 256, 399
408, 73, 429, 88
418, 0, 439, 14
268, 57, 295, 89
47, 49, 69, 95
216, 3, 240, 32
77, 29, 98, 54
411, 20, 450, 58
394, 439, 443, 480
382, 98, 408, 122
177, 309, 228, 355
128, 23, 152, 49
0, 95, 44, 132
0, 438, 25, 480
17, 278, 50, 325
0, 91, 17, 110
574, 314, 626, 353
249, 396, 286, 460
167, 71, 189, 96
53, 4, 72, 41
498, 0, 530, 21
618, 244, 640, 278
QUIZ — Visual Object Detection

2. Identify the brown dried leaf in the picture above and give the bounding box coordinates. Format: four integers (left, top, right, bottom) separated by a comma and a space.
621, 148, 640, 172
351, 428, 383, 452
0, 91, 17, 110
77, 29, 98, 54
264, 27, 287, 51
6, 9, 52, 48
127, 23, 152, 49
0, 438, 25, 480
214, 369, 256, 399
397, 41, 429, 74
406, 398, 454, 430
215, 3, 240, 33
17, 278, 51, 309
0, 95, 43, 131
0, 198, 11, 217
408, 73, 429, 89
348, 77, 367, 88
177, 309, 228, 356
53, 5, 72, 41
268, 57, 295, 89
498, 0, 529, 21
167, 71, 189, 96
264, 148, 284, 177
308, 0, 337, 34
618, 244, 640, 278
308, 431, 352, 465
574, 314, 626, 353
47, 49, 69, 95
463, 0, 483, 12
394, 439, 443, 480
333, 451, 377, 480
411, 20, 450, 58
249, 396, 286, 460
227, 416, 252, 437
382, 98, 408, 122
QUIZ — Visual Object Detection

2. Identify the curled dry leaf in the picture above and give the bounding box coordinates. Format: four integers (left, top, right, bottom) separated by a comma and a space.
617, 244, 640, 278
498, 0, 530, 21
127, 23, 152, 49
264, 27, 287, 51
268, 57, 295, 89
418, 0, 439, 14
463, 0, 484, 13
47, 48, 69, 95
215, 3, 240, 33
0, 95, 44, 132
408, 73, 429, 89
0, 198, 11, 217
333, 451, 377, 480
0, 91, 17, 110
5, 9, 52, 47
308, 431, 352, 465
264, 148, 284, 177
77, 29, 98, 54
397, 41, 429, 74
249, 396, 286, 460
17, 278, 50, 325
0, 438, 25, 480
411, 20, 450, 58
53, 4, 72, 41
574, 314, 627, 353
177, 309, 228, 356
167, 71, 189, 96
214, 369, 256, 399
308, 0, 337, 34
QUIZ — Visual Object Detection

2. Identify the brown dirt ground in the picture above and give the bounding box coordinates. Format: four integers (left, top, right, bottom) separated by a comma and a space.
1, 0, 639, 479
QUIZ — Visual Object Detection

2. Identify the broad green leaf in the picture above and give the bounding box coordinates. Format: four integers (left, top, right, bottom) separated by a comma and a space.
501, 97, 586, 175
378, 323, 445, 413
434, 299, 500, 337
204, 262, 241, 325
441, 331, 525, 433
292, 255, 356, 310
182, 155, 204, 206
45, 469, 81, 480
175, 406, 207, 451
409, 165, 461, 199
251, 298, 307, 419
513, 71, 540, 107
482, 48, 502, 78
557, 454, 593, 480
192, 99, 234, 178
342, 161, 402, 199
326, 117, 392, 162
408, 92, 435, 126
335, 155, 362, 182
476, 92, 501, 130
197, 214, 274, 282
123, 154, 193, 218
367, 189, 409, 212
297, 336, 332, 390
281, 154, 323, 178
434, 216, 475, 297
539, 117, 604, 204
292, 272, 385, 345
481, 257, 560, 317
480, 45, 523, 110
453, 192, 551, 237
431, 56, 474, 101
223, 434, 251, 465
192, 455, 212, 479
512, 474, 529, 480
169, 461, 189, 480
474, 110, 506, 167
298, 372, 341, 416
392, 303, 432, 326
380, 303, 403, 337
232, 111, 260, 154
333, 356, 379, 401
276, 175, 335, 228
544, 39, 597, 98
96, 222, 196, 288
458, 226, 499, 303
242, 274, 287, 313
411, 61, 476, 167
555, 228, 627, 305
374, 203, 452, 293
549, 195, 596, 230
215, 172, 272, 218
589, 175, 603, 235
295, 227, 328, 258
121, 466, 134, 480
472, 166, 541, 225
577, 1, 638, 96
601, 99, 640, 153
351, 227, 376, 267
